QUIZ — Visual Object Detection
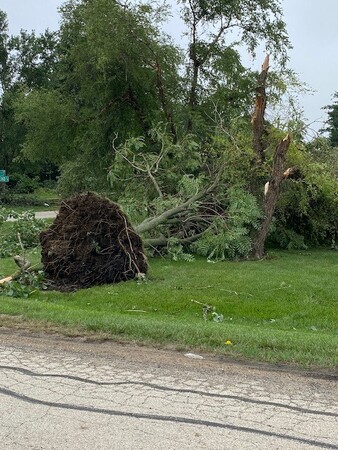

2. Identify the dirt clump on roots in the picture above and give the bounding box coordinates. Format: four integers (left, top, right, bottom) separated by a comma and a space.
40, 192, 148, 291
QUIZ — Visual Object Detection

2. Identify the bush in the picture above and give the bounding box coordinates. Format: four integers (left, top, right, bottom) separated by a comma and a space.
8, 173, 40, 194
0, 209, 48, 257
192, 187, 262, 260
41, 179, 57, 190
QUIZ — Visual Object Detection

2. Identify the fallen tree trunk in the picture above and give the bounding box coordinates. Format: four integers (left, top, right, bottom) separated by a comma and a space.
135, 164, 225, 241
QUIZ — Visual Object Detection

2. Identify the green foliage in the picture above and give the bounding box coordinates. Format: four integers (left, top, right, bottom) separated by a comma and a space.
0, 15, 59, 176
109, 126, 202, 201
56, 158, 104, 198
179, 0, 290, 59
179, 0, 291, 133
14, 89, 76, 164
9, 0, 184, 195
193, 187, 262, 259
0, 192, 49, 207
0, 89, 26, 172
12, 211, 46, 247
271, 138, 338, 248
269, 224, 308, 250
0, 209, 47, 257
0, 270, 46, 298
178, 174, 204, 197
167, 238, 195, 262
0, 9, 11, 92
323, 92, 338, 147
198, 303, 224, 323
0, 279, 32, 298
8, 173, 40, 194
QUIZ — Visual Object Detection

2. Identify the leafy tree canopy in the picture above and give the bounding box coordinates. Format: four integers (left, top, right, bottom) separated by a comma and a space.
323, 92, 338, 147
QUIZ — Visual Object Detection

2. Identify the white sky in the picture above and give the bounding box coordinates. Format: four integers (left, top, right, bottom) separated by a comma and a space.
1, 0, 337, 135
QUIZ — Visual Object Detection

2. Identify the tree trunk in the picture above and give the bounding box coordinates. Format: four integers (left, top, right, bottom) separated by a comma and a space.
251, 134, 291, 259
154, 58, 177, 143
251, 55, 269, 163
187, 41, 200, 132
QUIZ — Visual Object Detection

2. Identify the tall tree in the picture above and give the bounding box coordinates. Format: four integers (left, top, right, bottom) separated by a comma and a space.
323, 92, 338, 147
9, 29, 58, 89
179, 0, 291, 132
15, 0, 182, 194
0, 9, 10, 94
0, 10, 59, 173
0, 10, 22, 172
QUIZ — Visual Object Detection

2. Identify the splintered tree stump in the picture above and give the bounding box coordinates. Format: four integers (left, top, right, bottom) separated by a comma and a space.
40, 192, 148, 290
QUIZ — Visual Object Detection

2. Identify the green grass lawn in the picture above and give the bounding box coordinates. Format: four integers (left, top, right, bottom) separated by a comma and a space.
1, 187, 60, 213
0, 250, 337, 369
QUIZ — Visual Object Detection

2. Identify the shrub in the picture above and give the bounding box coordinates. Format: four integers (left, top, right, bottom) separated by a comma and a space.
192, 187, 262, 260
0, 209, 47, 257
9, 173, 40, 194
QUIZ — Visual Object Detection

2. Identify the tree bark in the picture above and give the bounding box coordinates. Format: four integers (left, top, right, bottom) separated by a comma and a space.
251, 133, 291, 259
187, 3, 199, 133
251, 55, 269, 163
154, 58, 177, 143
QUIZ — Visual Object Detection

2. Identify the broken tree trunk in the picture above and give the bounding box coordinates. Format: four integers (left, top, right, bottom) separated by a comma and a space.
249, 55, 293, 259
251, 55, 269, 164
251, 133, 292, 259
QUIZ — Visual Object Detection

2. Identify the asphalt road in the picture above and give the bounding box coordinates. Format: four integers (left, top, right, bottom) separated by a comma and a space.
0, 330, 337, 449
6, 211, 58, 222
34, 211, 58, 220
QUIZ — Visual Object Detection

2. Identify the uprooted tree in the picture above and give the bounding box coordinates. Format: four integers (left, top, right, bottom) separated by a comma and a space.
108, 56, 293, 260
40, 192, 148, 290
6, 0, 307, 269
37, 55, 296, 294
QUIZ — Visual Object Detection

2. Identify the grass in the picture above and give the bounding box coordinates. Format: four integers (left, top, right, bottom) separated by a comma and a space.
0, 248, 337, 369
1, 187, 60, 213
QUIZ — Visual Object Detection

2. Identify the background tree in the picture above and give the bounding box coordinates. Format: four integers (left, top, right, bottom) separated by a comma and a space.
178, 0, 291, 133
0, 10, 59, 179
323, 92, 338, 147
270, 135, 338, 249
14, 0, 183, 195
0, 10, 24, 173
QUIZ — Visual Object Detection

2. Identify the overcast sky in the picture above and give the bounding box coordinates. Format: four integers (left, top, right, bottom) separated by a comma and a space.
1, 0, 337, 136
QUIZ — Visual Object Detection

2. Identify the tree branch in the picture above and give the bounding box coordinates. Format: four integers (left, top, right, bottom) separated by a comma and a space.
135, 165, 224, 235
146, 166, 163, 198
